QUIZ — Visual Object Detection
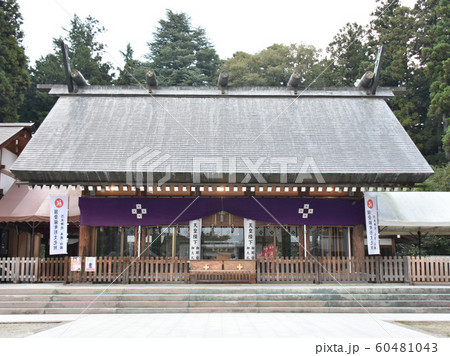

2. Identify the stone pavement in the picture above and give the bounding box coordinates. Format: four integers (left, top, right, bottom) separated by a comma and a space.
0, 313, 449, 338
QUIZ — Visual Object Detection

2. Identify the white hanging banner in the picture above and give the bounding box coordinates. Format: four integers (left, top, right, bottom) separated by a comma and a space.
189, 219, 202, 260
244, 218, 256, 259
364, 193, 380, 255
50, 195, 68, 255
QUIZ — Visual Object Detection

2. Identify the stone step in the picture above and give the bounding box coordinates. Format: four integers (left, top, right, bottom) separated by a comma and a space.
0, 284, 449, 314
1, 293, 450, 302
0, 299, 449, 310
1, 306, 449, 315
1, 286, 450, 296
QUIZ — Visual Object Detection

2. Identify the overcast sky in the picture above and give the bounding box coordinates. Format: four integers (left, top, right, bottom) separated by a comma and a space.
18, 0, 416, 69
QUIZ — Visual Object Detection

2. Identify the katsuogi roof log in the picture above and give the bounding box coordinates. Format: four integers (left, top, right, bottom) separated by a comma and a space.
217, 70, 229, 87
146, 70, 158, 88
70, 69, 89, 87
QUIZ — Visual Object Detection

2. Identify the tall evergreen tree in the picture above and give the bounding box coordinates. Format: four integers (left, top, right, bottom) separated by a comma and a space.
115, 43, 147, 86
0, 0, 30, 122
368, 0, 445, 164
146, 10, 221, 86
323, 23, 371, 86
418, 0, 450, 161
20, 15, 113, 126
61, 14, 113, 85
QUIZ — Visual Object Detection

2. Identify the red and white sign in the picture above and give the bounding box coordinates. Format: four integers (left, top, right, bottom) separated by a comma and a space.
50, 195, 68, 255
364, 193, 380, 255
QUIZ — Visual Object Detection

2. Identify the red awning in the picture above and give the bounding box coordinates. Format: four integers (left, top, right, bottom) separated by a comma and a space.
0, 184, 80, 222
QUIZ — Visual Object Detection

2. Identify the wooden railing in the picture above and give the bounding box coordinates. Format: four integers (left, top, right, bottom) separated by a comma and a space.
66, 257, 189, 284
256, 256, 448, 284
409, 256, 450, 284
0, 257, 40, 283
0, 256, 449, 284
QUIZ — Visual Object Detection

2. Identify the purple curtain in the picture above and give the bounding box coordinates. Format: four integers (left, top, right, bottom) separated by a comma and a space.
79, 197, 364, 226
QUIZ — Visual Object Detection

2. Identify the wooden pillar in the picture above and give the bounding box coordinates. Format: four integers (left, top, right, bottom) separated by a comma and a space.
134, 227, 139, 257
304, 226, 310, 258
33, 233, 42, 257
79, 225, 92, 257
172, 227, 177, 258
391, 238, 397, 256
352, 224, 365, 259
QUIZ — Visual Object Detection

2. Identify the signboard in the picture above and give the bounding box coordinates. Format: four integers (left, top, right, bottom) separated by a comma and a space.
71, 257, 81, 271
50, 195, 68, 255
244, 218, 256, 259
364, 193, 380, 255
85, 257, 96, 272
189, 219, 202, 260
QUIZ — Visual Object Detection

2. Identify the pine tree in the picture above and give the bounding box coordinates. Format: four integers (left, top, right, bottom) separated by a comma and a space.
368, 0, 446, 164
0, 0, 30, 122
20, 15, 113, 126
146, 10, 221, 86
115, 43, 147, 86
419, 0, 450, 161
62, 15, 113, 85
323, 23, 371, 86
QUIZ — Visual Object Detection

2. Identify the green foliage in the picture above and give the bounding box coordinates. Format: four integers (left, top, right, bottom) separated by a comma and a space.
61, 15, 113, 85
146, 10, 222, 86
423, 164, 450, 191
115, 43, 147, 86
19, 15, 113, 126
0, 0, 30, 122
364, 0, 449, 164
397, 235, 450, 256
223, 43, 323, 86
422, 0, 450, 159
323, 23, 371, 86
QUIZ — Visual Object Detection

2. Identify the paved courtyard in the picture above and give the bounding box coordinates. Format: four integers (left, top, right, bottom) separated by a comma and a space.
0, 312, 448, 338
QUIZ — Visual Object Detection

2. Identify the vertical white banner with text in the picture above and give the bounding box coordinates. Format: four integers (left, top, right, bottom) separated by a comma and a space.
244, 218, 256, 259
50, 195, 68, 255
189, 219, 202, 260
364, 193, 380, 255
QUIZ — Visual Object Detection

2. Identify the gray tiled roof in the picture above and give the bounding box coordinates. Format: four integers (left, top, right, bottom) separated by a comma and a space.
11, 86, 433, 185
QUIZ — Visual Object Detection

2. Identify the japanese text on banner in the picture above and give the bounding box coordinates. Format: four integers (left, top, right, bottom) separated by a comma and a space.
364, 193, 380, 255
50, 195, 68, 255
189, 219, 202, 260
244, 218, 256, 259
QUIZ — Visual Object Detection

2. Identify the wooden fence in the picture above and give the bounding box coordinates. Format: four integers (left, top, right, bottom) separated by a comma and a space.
256, 256, 409, 283
0, 256, 449, 284
0, 257, 39, 283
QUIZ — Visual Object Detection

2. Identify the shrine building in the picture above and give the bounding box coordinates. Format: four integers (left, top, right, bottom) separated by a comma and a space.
8, 77, 434, 264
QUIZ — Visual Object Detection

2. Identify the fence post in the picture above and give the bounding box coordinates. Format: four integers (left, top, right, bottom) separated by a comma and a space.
315, 258, 321, 284
123, 257, 130, 284
14, 257, 20, 283
403, 256, 411, 285
376, 256, 381, 283
63, 256, 69, 284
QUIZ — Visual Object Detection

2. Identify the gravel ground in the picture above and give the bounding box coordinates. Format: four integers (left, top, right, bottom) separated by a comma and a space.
0, 322, 63, 338
396, 321, 450, 338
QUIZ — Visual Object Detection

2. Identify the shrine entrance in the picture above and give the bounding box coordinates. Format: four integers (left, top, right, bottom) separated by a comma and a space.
200, 227, 244, 260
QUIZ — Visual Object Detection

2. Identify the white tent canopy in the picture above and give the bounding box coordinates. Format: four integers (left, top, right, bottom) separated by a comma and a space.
370, 192, 450, 235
